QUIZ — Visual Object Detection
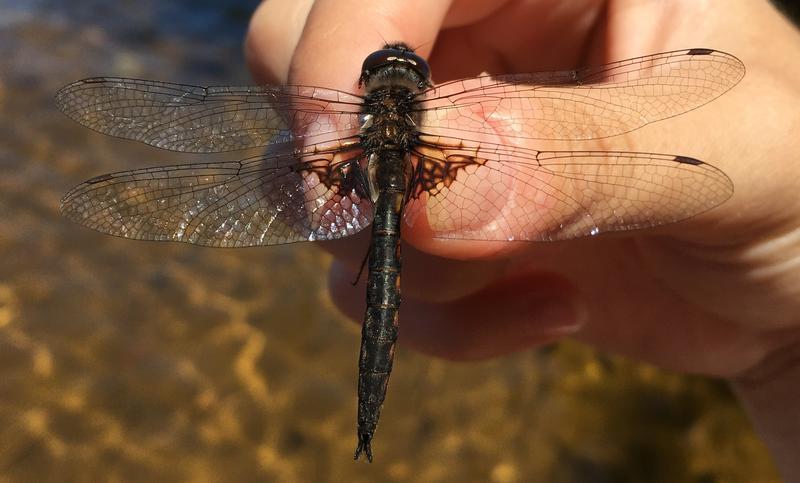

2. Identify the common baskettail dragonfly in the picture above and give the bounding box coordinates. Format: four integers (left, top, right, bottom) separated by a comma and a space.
55, 43, 744, 462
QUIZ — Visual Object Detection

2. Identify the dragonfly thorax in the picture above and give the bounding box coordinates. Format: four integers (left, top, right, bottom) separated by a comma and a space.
358, 44, 429, 155
359, 88, 418, 152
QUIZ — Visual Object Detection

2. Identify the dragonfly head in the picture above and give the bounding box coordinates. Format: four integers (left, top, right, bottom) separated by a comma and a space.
359, 42, 432, 91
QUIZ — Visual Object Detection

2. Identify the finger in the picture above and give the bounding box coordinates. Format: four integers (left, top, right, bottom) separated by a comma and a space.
287, 0, 454, 91
244, 0, 315, 84
329, 261, 583, 361
431, 0, 604, 81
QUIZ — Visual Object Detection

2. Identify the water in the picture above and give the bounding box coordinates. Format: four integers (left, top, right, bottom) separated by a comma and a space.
0, 1, 779, 481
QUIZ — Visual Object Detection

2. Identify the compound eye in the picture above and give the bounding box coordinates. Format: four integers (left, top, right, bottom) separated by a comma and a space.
361, 49, 396, 73
403, 51, 430, 81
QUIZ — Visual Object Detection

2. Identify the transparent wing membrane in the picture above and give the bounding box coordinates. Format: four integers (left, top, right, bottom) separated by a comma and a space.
406, 136, 732, 241
418, 49, 744, 141
61, 142, 372, 247
56, 78, 364, 152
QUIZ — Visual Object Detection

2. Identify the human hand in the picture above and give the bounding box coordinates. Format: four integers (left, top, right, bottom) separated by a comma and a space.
246, 0, 800, 477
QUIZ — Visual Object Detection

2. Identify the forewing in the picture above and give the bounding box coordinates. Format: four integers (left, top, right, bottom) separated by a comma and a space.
55, 78, 364, 152
418, 49, 744, 141
61, 141, 373, 247
405, 136, 732, 241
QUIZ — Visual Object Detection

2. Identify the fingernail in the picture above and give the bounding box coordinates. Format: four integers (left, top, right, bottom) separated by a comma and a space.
515, 295, 585, 338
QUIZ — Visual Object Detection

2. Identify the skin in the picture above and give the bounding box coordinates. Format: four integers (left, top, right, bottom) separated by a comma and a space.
246, 0, 800, 478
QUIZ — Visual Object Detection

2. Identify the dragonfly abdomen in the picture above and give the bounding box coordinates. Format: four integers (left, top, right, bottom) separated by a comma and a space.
354, 148, 408, 462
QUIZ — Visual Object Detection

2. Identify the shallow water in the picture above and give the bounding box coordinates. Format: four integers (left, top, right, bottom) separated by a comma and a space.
0, 1, 780, 481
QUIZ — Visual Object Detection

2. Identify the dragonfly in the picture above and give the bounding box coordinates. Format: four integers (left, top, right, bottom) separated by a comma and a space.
55, 44, 744, 462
